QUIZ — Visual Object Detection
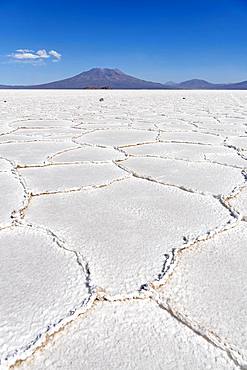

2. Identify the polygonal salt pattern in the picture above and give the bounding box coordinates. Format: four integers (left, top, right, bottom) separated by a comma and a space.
0, 141, 77, 166
226, 136, 247, 151
50, 145, 125, 163
158, 223, 247, 366
149, 119, 195, 132
0, 157, 12, 171
25, 178, 232, 295
0, 133, 36, 144
19, 163, 128, 194
159, 131, 224, 145
121, 156, 244, 195
9, 119, 74, 128
0, 128, 81, 143
18, 301, 237, 370
205, 152, 247, 169
0, 226, 90, 368
229, 188, 247, 219
0, 90, 247, 369
0, 172, 25, 227
125, 142, 236, 161
75, 128, 158, 147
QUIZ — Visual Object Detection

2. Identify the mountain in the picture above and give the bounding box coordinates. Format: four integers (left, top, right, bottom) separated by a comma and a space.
222, 80, 247, 90
175, 79, 218, 89
172, 79, 247, 89
164, 81, 178, 87
0, 68, 247, 89
25, 68, 166, 89
167, 79, 247, 89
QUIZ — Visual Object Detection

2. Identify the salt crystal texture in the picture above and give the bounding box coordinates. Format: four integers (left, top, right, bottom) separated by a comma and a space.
18, 301, 238, 370
0, 226, 89, 367
0, 90, 246, 369
25, 178, 232, 294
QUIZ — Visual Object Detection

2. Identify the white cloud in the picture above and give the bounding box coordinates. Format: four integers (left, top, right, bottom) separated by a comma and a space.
36, 49, 50, 59
11, 52, 40, 60
9, 49, 62, 63
16, 49, 33, 53
49, 50, 62, 60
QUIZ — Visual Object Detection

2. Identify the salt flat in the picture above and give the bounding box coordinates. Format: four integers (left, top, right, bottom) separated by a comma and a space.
0, 90, 246, 369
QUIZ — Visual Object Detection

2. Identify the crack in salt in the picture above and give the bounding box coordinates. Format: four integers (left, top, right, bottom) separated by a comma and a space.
2, 93, 247, 369
0, 223, 97, 369
150, 289, 246, 369
113, 158, 247, 198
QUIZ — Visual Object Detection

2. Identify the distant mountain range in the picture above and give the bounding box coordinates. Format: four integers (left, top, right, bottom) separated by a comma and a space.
1, 68, 247, 90
164, 78, 247, 89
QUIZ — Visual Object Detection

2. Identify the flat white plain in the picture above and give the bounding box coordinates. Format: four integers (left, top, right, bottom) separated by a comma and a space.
0, 90, 246, 369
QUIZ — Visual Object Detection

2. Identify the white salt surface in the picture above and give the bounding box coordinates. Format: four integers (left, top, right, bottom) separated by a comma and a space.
205, 152, 247, 168
0, 141, 77, 166
25, 178, 232, 294
121, 156, 244, 195
229, 188, 247, 219
125, 141, 235, 161
75, 128, 157, 147
18, 301, 237, 370
9, 119, 74, 128
160, 223, 247, 365
50, 145, 125, 163
226, 136, 247, 150
0, 90, 246, 369
0, 127, 80, 143
159, 131, 224, 145
0, 157, 12, 171
0, 226, 89, 368
19, 163, 128, 194
0, 171, 25, 226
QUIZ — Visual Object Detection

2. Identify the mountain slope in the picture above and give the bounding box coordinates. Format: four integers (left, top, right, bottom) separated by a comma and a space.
176, 79, 219, 89
172, 79, 247, 89
0, 68, 247, 89
222, 80, 247, 90
29, 68, 167, 89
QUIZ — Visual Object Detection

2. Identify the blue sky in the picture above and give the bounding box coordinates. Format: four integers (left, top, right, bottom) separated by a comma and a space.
0, 0, 247, 85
